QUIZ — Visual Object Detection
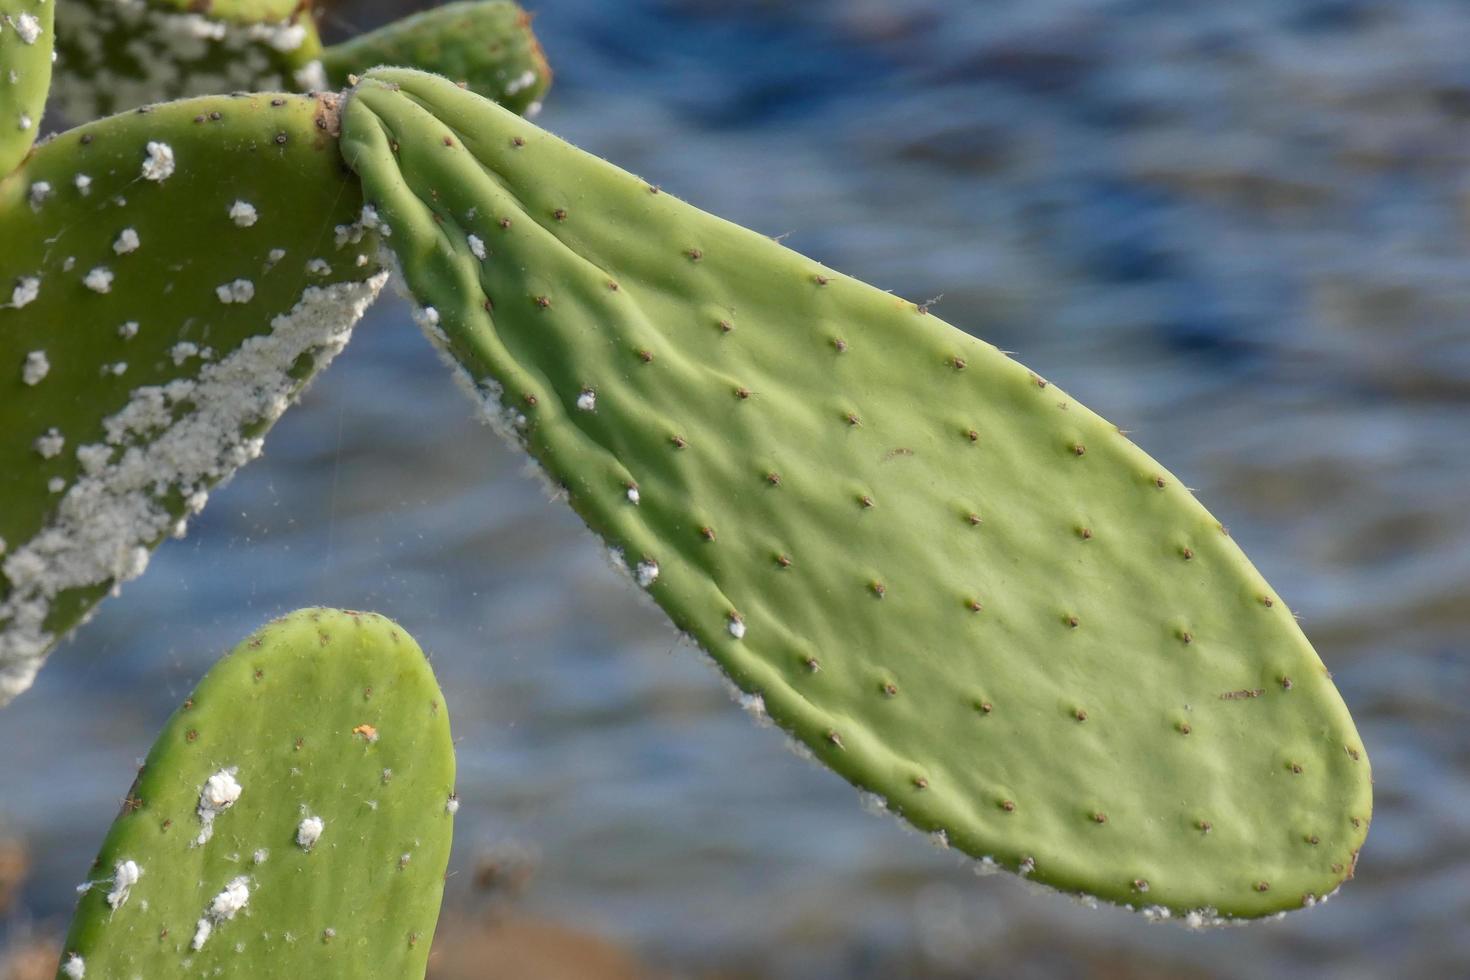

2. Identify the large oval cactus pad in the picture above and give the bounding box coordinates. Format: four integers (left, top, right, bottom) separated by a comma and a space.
57, 608, 456, 978
0, 92, 386, 703
341, 68, 1370, 920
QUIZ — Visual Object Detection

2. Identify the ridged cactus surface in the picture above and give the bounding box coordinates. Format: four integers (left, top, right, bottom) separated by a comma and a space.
58, 608, 456, 978
321, 1, 551, 116
0, 0, 52, 174
341, 68, 1371, 921
0, 91, 386, 704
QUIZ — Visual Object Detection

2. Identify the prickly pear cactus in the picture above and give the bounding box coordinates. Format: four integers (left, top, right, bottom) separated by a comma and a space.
49, 0, 549, 124
341, 67, 1372, 921
320, 1, 551, 116
50, 0, 324, 122
0, 0, 51, 174
0, 91, 387, 704
56, 608, 456, 978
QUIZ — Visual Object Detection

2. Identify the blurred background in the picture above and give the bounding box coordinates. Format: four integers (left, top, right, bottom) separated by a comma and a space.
5, 0, 1470, 976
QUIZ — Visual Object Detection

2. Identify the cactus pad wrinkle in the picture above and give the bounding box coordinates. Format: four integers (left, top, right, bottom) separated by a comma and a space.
0, 0, 52, 174
320, 1, 551, 117
341, 68, 1371, 920
0, 92, 385, 704
58, 608, 456, 977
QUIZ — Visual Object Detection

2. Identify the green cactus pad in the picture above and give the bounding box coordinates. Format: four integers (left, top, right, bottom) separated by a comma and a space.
0, 0, 52, 175
321, 1, 551, 117
340, 67, 1371, 921
49, 0, 550, 124
57, 608, 456, 979
0, 91, 386, 704
50, 0, 324, 122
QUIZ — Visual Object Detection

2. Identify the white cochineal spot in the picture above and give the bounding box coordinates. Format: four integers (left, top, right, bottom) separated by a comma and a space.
34, 429, 64, 459
15, 13, 42, 45
728, 615, 747, 639
61, 954, 84, 978
505, 69, 538, 95
635, 560, 659, 588
306, 258, 331, 276
192, 876, 251, 950
74, 174, 92, 195
467, 234, 486, 260
17, 113, 32, 132
140, 141, 175, 181
228, 200, 258, 227
245, 20, 307, 52
11, 276, 40, 308
215, 279, 255, 304
294, 59, 327, 91
112, 228, 140, 255
295, 815, 324, 850
21, 350, 49, 385
194, 768, 242, 846
170, 341, 199, 365
576, 390, 596, 412
83, 267, 114, 293
445, 795, 460, 815
27, 181, 51, 209
0, 273, 387, 706
106, 859, 142, 910
626, 486, 640, 505
47, 477, 66, 494
118, 321, 139, 340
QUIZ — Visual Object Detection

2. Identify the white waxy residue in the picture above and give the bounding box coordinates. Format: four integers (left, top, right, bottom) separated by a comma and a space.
34, 429, 64, 459
141, 141, 175, 181
11, 276, 40, 308
229, 200, 258, 227
295, 815, 324, 850
635, 560, 659, 588
112, 228, 140, 255
105, 859, 142, 910
83, 267, 114, 293
215, 279, 255, 304
192, 875, 251, 950
15, 13, 42, 45
0, 274, 387, 705
194, 768, 242, 846
21, 350, 49, 385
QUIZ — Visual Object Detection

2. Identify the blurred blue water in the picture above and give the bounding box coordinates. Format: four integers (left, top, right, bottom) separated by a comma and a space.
6, 0, 1470, 976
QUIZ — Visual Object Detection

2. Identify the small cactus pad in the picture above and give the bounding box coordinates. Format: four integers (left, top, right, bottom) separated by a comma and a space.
340, 68, 1371, 920
57, 608, 456, 978
50, 0, 324, 122
0, 91, 386, 704
50, 0, 549, 123
0, 0, 52, 174
320, 1, 551, 116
